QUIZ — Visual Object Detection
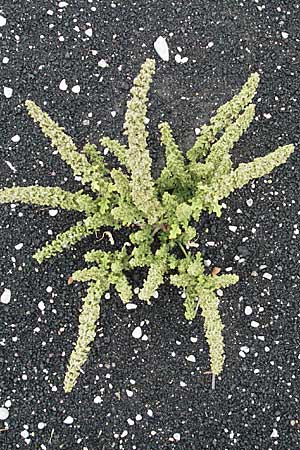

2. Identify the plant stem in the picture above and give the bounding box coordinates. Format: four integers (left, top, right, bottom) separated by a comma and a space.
178, 241, 188, 258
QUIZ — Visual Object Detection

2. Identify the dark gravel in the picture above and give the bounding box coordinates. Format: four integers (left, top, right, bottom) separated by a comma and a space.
1, 1, 300, 449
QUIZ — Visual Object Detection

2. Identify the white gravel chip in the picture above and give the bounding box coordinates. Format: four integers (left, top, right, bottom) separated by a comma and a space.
49, 209, 58, 217
0, 16, 7, 27
93, 396, 101, 404
271, 428, 279, 438
263, 272, 272, 280
98, 59, 109, 68
281, 32, 289, 39
11, 135, 20, 143
246, 198, 253, 207
59, 79, 68, 91
229, 225, 237, 232
251, 320, 260, 328
85, 28, 93, 37
1, 289, 11, 304
15, 243, 23, 250
21, 430, 29, 438
71, 85, 80, 94
63, 416, 74, 425
126, 303, 137, 310
4, 87, 13, 98
0, 407, 9, 420
154, 36, 169, 61
132, 326, 142, 339
38, 301, 45, 311
173, 433, 181, 441
245, 306, 253, 315
38, 422, 46, 430
186, 355, 196, 362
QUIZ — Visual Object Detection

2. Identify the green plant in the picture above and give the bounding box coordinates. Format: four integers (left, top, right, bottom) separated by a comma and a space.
0, 59, 295, 392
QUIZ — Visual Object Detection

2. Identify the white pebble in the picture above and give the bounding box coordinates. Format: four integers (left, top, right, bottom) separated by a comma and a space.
239, 350, 246, 358
125, 303, 137, 310
0, 15, 7, 26
180, 381, 187, 387
4, 87, 13, 98
263, 272, 272, 280
271, 428, 279, 438
11, 135, 20, 143
3, 57, 9, 64
85, 28, 93, 37
127, 418, 134, 426
281, 32, 288, 39
207, 41, 214, 48
38, 301, 45, 311
263, 113, 271, 119
195, 127, 200, 135
147, 409, 153, 417
71, 85, 80, 94
38, 422, 46, 430
98, 59, 109, 68
245, 306, 252, 315
0, 407, 9, 420
46, 286, 52, 293
93, 396, 101, 404
175, 54, 182, 63
59, 79, 68, 91
246, 198, 253, 207
251, 321, 259, 328
121, 430, 128, 438
186, 355, 196, 362
229, 225, 237, 232
132, 326, 142, 339
63, 416, 74, 425
154, 36, 169, 61
136, 414, 142, 421
4, 400, 11, 408
49, 209, 58, 217
15, 243, 23, 250
1, 288, 11, 304
59, 1, 68, 6
126, 389, 133, 397
21, 430, 29, 438
173, 433, 181, 441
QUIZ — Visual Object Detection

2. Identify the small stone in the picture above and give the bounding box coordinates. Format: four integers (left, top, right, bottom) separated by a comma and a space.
132, 326, 142, 339
229, 225, 237, 232
195, 127, 200, 135
4, 87, 13, 98
281, 32, 288, 39
127, 418, 134, 426
246, 198, 253, 207
0, 407, 9, 420
85, 28, 93, 37
121, 430, 128, 438
263, 272, 272, 280
186, 355, 196, 362
173, 433, 181, 441
98, 59, 109, 68
207, 41, 214, 48
245, 306, 252, 315
63, 416, 74, 425
147, 409, 153, 417
251, 321, 259, 328
126, 390, 133, 397
59, 79, 68, 91
94, 396, 101, 404
0, 15, 7, 27
126, 303, 137, 310
154, 36, 169, 61
271, 428, 279, 438
136, 414, 142, 421
71, 85, 80, 94
1, 289, 11, 304
38, 301, 45, 311
15, 243, 23, 250
49, 209, 58, 217
38, 422, 46, 430
21, 430, 29, 438
11, 135, 20, 143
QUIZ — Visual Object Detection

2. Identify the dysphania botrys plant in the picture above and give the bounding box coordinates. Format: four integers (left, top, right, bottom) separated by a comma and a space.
0, 59, 295, 392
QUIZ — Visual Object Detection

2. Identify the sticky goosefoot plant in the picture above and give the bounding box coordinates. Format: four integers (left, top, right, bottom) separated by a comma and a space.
0, 59, 295, 392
